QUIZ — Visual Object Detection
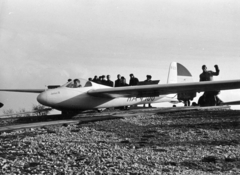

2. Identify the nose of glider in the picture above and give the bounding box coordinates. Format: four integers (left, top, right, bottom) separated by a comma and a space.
37, 91, 48, 106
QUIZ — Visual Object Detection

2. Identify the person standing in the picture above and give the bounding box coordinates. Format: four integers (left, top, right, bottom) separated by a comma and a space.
115, 74, 121, 87
120, 76, 128, 109
120, 76, 128, 86
106, 75, 114, 87
92, 76, 98, 83
143, 75, 152, 108
101, 75, 107, 85
129, 74, 139, 86
99, 76, 103, 83
129, 74, 139, 108
199, 65, 222, 106
200, 65, 220, 81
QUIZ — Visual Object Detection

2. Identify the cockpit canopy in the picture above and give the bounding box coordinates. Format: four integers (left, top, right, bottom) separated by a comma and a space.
63, 78, 92, 88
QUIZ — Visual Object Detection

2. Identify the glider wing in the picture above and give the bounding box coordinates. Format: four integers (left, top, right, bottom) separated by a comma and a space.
88, 79, 240, 98
0, 89, 45, 93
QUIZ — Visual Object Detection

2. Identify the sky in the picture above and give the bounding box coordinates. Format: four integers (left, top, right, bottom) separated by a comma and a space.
0, 0, 240, 114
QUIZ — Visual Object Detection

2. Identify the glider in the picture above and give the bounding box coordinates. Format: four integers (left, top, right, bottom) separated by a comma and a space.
1, 62, 240, 115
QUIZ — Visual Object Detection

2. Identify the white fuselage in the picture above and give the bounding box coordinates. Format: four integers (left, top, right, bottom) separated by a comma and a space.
37, 85, 178, 111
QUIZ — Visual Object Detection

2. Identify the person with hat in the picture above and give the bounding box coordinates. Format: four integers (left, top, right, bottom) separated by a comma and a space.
129, 74, 139, 86
144, 75, 152, 108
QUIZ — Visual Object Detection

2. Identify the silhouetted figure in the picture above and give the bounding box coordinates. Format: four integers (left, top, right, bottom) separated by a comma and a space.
145, 75, 152, 82
95, 76, 102, 84
200, 65, 220, 81
92, 75, 98, 83
0, 103, 3, 108
106, 75, 114, 87
121, 76, 128, 86
143, 75, 152, 108
100, 75, 107, 85
115, 74, 121, 87
120, 76, 129, 109
129, 74, 139, 86
68, 79, 72, 82
129, 73, 139, 108
98, 76, 103, 84
88, 78, 92, 81
198, 65, 222, 106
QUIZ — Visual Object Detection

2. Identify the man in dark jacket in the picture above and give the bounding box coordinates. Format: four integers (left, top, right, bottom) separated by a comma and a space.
92, 76, 98, 83
200, 65, 220, 81
106, 75, 114, 87
143, 75, 152, 107
198, 65, 222, 106
115, 74, 121, 87
129, 74, 139, 86
120, 76, 128, 86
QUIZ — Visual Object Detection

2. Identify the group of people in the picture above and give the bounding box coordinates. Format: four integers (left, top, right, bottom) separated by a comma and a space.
89, 75, 114, 87
88, 74, 153, 108
88, 74, 153, 88
69, 64, 220, 107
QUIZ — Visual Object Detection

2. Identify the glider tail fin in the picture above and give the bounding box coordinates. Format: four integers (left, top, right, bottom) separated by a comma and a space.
167, 62, 193, 84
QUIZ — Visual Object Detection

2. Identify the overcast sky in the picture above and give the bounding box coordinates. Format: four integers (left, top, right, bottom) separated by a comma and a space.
1, 0, 240, 113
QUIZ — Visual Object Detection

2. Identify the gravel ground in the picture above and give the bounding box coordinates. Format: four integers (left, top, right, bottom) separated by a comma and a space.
0, 109, 240, 174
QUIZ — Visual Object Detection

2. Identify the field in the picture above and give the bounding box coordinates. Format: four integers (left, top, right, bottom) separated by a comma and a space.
0, 108, 240, 174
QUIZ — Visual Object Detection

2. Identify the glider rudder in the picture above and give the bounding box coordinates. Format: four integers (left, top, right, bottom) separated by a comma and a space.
176, 63, 193, 83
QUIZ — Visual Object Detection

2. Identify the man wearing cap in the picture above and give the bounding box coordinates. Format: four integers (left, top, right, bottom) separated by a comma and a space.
129, 74, 139, 86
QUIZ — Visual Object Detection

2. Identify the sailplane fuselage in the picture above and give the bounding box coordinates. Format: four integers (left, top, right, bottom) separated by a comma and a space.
37, 85, 177, 110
